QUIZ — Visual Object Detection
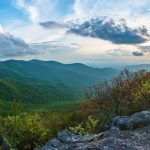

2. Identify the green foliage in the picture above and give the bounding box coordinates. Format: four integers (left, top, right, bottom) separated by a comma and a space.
0, 67, 149, 149
42, 109, 72, 138
133, 79, 150, 111
69, 116, 98, 135
0, 60, 118, 90
142, 80, 150, 91
0, 78, 80, 104
0, 114, 48, 150
0, 60, 118, 107
10, 100, 23, 116
0, 99, 11, 116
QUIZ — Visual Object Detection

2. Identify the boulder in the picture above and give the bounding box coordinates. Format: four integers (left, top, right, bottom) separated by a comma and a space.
37, 130, 104, 150
106, 111, 150, 130
76, 124, 150, 150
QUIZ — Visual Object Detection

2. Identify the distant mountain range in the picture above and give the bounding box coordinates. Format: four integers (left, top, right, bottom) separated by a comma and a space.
126, 64, 150, 71
0, 60, 119, 105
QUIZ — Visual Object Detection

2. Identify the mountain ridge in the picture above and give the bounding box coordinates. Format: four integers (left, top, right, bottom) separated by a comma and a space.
0, 59, 119, 87
0, 60, 119, 107
126, 64, 150, 71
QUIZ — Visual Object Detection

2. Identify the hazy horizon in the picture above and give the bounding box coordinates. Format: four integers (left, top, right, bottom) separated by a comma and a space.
0, 59, 149, 70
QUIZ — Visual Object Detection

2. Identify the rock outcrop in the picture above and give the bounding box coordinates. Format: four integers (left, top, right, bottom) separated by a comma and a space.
106, 111, 150, 130
37, 111, 150, 150
36, 131, 105, 150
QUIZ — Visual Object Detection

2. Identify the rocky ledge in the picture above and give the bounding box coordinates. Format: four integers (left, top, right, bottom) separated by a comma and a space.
37, 111, 150, 150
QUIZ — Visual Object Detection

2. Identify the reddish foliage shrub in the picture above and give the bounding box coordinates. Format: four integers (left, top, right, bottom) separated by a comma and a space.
75, 100, 99, 119
76, 70, 150, 127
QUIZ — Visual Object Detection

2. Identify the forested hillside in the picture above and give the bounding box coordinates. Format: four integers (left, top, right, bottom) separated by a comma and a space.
0, 60, 119, 87
0, 78, 79, 103
0, 60, 119, 112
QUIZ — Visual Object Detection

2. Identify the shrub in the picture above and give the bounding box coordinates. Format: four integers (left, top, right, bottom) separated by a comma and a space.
76, 70, 150, 133
0, 113, 48, 150
85, 70, 150, 115
75, 100, 99, 120
133, 79, 150, 111
42, 108, 72, 138
69, 116, 98, 135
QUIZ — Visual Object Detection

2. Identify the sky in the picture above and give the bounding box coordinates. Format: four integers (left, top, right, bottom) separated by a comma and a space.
0, 0, 150, 68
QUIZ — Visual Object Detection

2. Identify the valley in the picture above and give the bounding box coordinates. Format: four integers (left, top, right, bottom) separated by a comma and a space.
0, 60, 119, 114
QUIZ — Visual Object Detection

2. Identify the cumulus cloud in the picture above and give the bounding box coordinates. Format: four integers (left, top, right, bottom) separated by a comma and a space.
68, 17, 150, 44
12, 0, 150, 45
0, 26, 37, 58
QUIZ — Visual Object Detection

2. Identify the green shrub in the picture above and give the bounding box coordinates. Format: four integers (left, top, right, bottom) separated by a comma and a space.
42, 109, 72, 138
69, 116, 98, 135
0, 113, 48, 150
133, 80, 150, 111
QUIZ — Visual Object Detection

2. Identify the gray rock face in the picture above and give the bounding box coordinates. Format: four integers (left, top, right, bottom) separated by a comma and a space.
76, 124, 150, 150
37, 111, 150, 150
37, 130, 104, 150
106, 111, 150, 130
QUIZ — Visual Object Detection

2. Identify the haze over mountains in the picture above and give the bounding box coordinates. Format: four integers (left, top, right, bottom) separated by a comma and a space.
126, 64, 150, 71
0, 59, 119, 86
0, 60, 119, 105
0, 59, 149, 109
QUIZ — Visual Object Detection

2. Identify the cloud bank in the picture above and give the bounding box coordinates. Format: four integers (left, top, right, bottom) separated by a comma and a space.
0, 26, 37, 58
69, 17, 150, 44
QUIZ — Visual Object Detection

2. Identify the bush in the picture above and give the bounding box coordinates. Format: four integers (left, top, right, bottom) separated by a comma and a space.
75, 100, 99, 120
86, 70, 150, 115
133, 80, 150, 111
69, 116, 98, 135
42, 108, 72, 138
76, 70, 150, 133
0, 113, 48, 150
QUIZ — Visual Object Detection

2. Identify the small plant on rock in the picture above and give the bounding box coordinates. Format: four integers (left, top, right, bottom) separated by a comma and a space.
69, 116, 98, 135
